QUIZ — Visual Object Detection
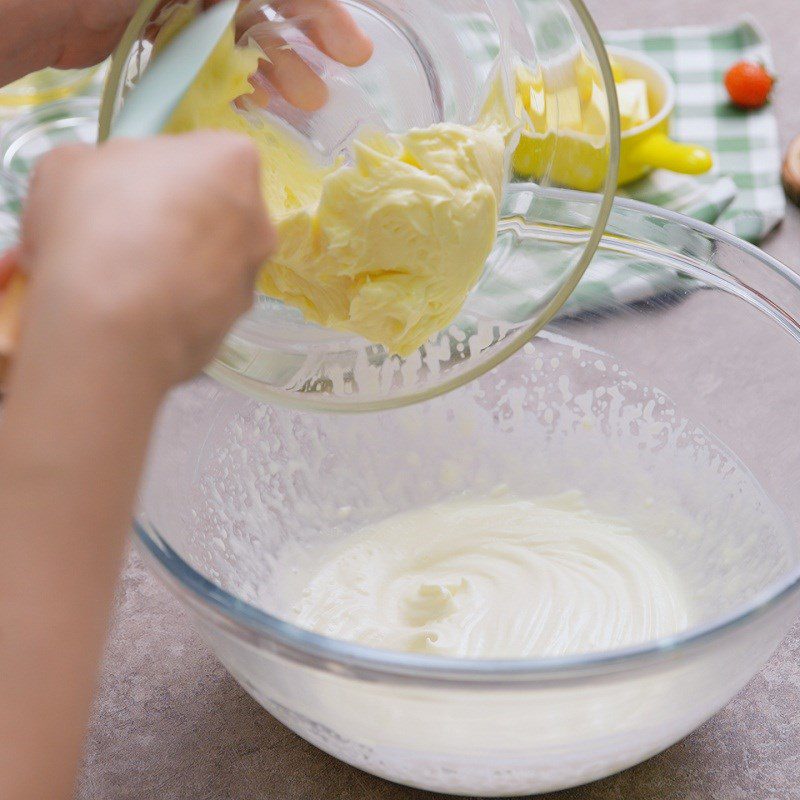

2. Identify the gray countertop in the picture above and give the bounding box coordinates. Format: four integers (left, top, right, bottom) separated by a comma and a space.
77, 1, 800, 797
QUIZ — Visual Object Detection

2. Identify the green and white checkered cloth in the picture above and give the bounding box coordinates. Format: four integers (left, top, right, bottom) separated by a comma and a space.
556, 15, 785, 315
471, 12, 784, 314
607, 16, 784, 243
570, 16, 784, 314
0, 15, 785, 314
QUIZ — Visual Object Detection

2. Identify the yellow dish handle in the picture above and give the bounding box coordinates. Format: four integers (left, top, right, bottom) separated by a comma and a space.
629, 133, 713, 175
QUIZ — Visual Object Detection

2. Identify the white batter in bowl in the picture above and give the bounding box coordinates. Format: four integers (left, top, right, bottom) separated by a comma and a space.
277, 491, 689, 658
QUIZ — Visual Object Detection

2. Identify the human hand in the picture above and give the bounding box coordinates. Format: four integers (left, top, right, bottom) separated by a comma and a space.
16, 132, 275, 389
1, 0, 372, 111
233, 0, 373, 111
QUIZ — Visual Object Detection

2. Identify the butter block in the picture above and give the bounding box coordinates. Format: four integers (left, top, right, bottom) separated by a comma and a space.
616, 78, 651, 131
581, 83, 609, 137
550, 86, 583, 132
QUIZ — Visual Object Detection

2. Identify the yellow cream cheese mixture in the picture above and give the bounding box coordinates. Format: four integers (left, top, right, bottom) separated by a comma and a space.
158, 14, 511, 355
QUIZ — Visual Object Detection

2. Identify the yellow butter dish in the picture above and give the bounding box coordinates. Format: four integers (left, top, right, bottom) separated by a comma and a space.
609, 47, 713, 185
513, 47, 713, 189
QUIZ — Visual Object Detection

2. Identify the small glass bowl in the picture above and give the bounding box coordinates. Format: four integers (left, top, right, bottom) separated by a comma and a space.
0, 98, 99, 214
99, 0, 620, 411
0, 67, 99, 110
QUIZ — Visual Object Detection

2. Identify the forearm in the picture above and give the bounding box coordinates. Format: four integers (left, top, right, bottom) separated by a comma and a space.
0, 292, 165, 799
0, 0, 70, 86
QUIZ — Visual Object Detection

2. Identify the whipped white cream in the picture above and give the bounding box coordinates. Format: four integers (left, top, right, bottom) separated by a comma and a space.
279, 491, 689, 658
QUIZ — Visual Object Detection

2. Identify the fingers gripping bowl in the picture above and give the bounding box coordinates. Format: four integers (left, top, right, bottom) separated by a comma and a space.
138, 192, 800, 794
99, 0, 620, 411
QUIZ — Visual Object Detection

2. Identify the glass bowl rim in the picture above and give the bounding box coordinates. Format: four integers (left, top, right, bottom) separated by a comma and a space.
0, 65, 100, 107
134, 192, 800, 684
98, 0, 622, 413
0, 96, 100, 203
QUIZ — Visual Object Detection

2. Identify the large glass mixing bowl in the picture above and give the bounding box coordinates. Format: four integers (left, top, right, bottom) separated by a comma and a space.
136, 190, 800, 795
99, 0, 620, 411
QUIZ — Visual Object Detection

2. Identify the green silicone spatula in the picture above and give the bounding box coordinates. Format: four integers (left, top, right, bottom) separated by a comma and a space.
112, 0, 239, 138
0, 0, 240, 373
